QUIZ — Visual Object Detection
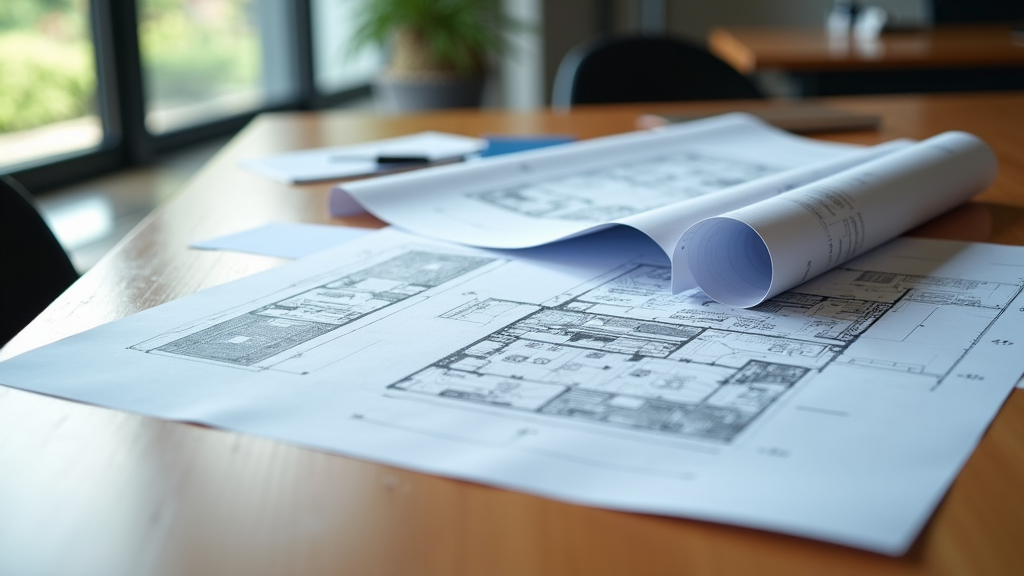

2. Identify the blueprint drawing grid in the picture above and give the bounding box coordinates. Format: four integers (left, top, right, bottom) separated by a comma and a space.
391, 261, 1021, 443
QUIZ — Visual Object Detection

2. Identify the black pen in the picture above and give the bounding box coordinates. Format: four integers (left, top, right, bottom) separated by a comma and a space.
329, 154, 466, 165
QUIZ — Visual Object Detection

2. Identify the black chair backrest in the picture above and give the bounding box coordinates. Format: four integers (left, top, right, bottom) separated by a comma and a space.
932, 0, 1024, 23
0, 176, 79, 345
552, 35, 763, 108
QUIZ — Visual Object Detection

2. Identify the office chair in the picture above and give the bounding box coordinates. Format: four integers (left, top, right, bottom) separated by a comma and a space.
932, 0, 1024, 23
0, 175, 79, 346
552, 35, 764, 108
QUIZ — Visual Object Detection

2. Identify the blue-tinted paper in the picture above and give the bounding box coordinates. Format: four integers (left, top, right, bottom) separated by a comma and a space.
480, 135, 576, 157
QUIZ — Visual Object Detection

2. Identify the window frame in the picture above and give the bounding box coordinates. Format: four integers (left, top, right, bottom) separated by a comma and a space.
5, 0, 373, 193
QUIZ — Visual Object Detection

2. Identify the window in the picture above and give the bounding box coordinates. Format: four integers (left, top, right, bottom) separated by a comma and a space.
312, 0, 380, 95
0, 0, 102, 171
139, 0, 302, 133
1, 0, 379, 193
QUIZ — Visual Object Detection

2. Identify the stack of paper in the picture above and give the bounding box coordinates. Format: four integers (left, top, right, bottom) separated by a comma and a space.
329, 113, 994, 299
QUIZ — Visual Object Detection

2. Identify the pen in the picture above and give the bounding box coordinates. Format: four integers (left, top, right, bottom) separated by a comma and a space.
329, 154, 466, 164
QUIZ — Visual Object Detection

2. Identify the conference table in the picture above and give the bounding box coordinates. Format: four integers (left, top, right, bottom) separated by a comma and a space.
709, 24, 1024, 96
3, 92, 1024, 575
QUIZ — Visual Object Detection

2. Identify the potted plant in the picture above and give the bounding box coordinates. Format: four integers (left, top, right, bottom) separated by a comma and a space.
350, 0, 513, 111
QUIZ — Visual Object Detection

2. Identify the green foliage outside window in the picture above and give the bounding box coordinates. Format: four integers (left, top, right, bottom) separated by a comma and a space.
0, 0, 260, 135
138, 0, 259, 106
0, 0, 93, 133
0, 33, 94, 133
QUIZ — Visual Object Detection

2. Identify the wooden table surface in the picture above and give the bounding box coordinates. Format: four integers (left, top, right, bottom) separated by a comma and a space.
709, 24, 1024, 74
3, 92, 1024, 576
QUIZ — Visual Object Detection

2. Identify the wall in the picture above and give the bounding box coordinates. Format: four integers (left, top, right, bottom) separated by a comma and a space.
666, 0, 830, 42
500, 0, 547, 110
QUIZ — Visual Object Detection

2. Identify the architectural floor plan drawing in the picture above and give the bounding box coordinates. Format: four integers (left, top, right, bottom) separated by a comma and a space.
392, 259, 1022, 443
3, 230, 1024, 555
131, 249, 499, 370
467, 151, 779, 222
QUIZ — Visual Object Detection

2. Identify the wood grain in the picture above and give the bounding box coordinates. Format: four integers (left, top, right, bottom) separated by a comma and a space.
709, 24, 1024, 74
3, 93, 1024, 576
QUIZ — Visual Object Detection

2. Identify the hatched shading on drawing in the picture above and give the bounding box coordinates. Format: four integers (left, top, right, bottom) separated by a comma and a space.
392, 262, 1019, 442
132, 251, 495, 367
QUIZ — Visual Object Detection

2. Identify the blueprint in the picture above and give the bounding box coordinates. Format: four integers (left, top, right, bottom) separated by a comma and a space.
331, 113, 994, 302
683, 131, 997, 305
331, 113, 865, 251
1, 228, 1023, 555
132, 249, 498, 370
467, 151, 779, 223
392, 257, 1019, 444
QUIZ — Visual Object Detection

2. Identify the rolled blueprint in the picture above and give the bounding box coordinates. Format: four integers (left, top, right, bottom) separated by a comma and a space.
683, 131, 998, 307
649, 138, 913, 292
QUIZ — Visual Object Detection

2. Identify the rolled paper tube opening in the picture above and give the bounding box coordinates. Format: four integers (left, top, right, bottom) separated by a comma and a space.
686, 217, 773, 308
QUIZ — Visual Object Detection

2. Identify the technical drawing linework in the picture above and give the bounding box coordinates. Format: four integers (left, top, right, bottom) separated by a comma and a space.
330, 113, 865, 252
466, 151, 779, 223
330, 114, 996, 309
132, 250, 500, 370
392, 261, 1019, 443
1, 228, 1023, 556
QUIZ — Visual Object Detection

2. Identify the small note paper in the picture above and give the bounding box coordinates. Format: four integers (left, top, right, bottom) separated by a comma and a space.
190, 222, 375, 260
241, 132, 485, 184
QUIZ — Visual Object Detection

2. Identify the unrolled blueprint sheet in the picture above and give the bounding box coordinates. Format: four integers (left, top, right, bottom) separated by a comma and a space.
1, 228, 1023, 555
331, 114, 864, 251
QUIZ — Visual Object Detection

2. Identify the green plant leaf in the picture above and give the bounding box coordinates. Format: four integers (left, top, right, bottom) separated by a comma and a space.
348, 0, 520, 75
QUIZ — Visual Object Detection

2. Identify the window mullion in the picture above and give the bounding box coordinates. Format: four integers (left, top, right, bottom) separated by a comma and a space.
103, 0, 152, 164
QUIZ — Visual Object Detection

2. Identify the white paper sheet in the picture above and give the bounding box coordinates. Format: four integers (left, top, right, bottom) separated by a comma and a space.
331, 115, 863, 244
190, 222, 375, 259
329, 114, 927, 293
2, 228, 1022, 555
242, 131, 485, 184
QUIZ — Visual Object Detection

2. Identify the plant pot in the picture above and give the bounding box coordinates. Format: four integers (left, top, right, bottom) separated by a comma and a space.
374, 74, 485, 112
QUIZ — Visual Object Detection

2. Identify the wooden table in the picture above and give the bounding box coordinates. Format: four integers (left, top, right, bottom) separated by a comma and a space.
709, 24, 1024, 96
3, 92, 1024, 575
